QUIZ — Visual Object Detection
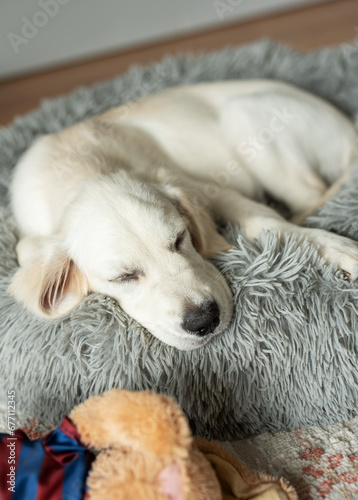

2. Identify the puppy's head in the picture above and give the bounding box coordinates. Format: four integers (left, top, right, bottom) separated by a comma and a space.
9, 171, 233, 350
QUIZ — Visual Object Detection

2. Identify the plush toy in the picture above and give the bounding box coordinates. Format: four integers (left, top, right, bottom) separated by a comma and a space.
0, 389, 297, 499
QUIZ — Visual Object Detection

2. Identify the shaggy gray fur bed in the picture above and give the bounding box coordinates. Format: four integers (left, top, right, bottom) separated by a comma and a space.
1, 40, 358, 440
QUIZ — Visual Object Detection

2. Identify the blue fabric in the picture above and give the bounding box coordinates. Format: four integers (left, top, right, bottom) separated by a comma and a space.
0, 417, 94, 500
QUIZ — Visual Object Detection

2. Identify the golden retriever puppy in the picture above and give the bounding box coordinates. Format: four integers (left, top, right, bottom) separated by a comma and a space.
9, 80, 358, 349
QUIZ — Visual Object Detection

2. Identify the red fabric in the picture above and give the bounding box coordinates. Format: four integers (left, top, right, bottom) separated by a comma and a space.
35, 443, 64, 500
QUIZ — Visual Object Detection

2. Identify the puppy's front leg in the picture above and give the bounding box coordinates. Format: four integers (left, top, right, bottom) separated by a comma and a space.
209, 188, 289, 240
209, 188, 358, 280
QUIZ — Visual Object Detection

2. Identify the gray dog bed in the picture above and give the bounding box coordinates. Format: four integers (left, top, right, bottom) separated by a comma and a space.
1, 40, 358, 440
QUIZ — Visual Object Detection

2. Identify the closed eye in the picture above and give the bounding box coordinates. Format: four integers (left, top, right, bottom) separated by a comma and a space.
109, 271, 141, 284
173, 230, 186, 252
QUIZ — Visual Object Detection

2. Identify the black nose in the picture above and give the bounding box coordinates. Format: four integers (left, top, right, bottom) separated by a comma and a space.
181, 300, 220, 337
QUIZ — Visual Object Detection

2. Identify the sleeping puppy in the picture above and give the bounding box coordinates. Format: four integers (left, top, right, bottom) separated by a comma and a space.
9, 80, 358, 350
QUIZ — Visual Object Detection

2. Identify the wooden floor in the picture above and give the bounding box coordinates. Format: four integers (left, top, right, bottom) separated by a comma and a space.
0, 0, 357, 127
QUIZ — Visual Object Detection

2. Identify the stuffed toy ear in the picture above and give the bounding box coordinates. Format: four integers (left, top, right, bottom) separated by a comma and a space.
8, 235, 88, 318
69, 389, 192, 460
158, 464, 183, 500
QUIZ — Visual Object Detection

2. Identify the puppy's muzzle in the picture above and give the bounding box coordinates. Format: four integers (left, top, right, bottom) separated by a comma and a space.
181, 300, 220, 337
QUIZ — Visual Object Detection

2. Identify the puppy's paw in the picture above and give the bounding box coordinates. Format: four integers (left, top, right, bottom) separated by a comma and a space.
303, 228, 358, 281
341, 269, 351, 281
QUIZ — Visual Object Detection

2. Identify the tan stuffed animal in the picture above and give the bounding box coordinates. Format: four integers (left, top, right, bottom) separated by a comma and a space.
70, 389, 297, 500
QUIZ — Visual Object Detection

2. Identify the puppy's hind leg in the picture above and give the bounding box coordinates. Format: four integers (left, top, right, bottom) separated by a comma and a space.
290, 171, 351, 226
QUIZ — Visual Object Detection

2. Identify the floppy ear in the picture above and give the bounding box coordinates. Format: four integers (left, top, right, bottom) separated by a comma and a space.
162, 183, 232, 258
69, 389, 192, 457
8, 235, 88, 318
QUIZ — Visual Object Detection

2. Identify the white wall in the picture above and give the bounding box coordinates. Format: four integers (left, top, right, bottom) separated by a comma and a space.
1, 0, 328, 81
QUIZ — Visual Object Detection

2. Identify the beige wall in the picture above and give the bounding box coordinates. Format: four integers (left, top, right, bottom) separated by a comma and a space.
1, 0, 330, 80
